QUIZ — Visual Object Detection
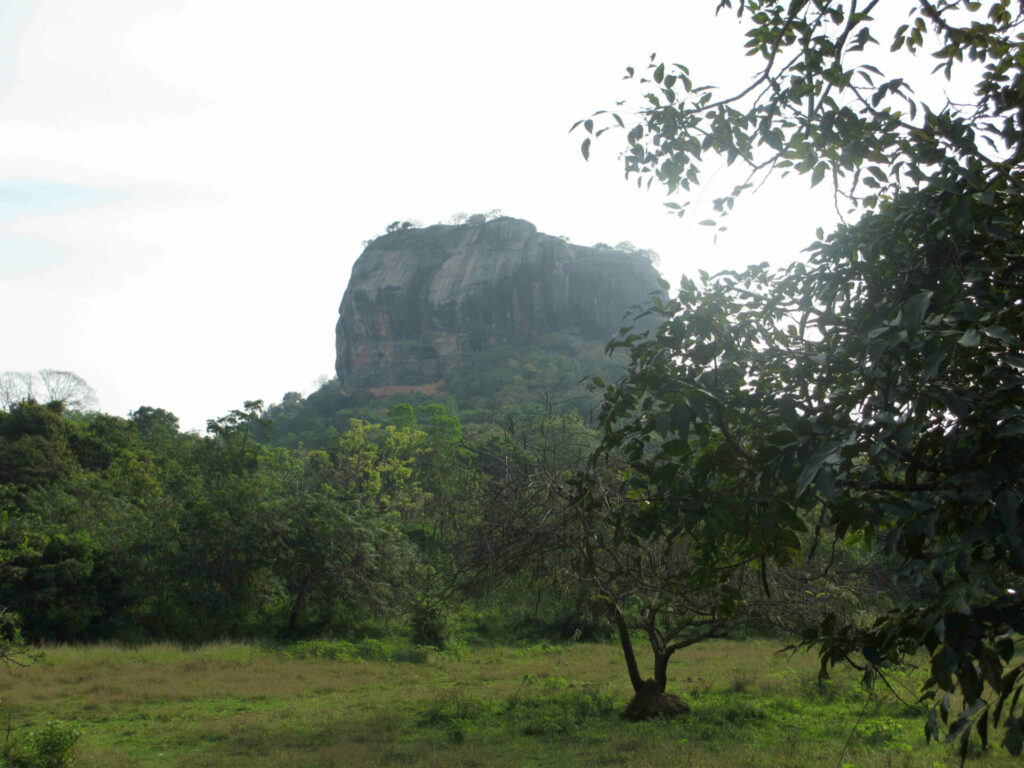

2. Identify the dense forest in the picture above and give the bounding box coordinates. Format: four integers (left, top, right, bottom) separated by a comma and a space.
0, 362, 617, 645
0, 385, 533, 646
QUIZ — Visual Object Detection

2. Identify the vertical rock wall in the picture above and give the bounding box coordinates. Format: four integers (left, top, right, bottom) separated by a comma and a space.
335, 217, 665, 390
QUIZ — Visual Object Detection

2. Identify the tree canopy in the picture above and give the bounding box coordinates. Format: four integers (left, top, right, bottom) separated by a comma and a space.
580, 0, 1024, 758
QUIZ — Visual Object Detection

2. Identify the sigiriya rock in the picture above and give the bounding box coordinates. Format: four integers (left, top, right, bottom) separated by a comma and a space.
335, 217, 665, 393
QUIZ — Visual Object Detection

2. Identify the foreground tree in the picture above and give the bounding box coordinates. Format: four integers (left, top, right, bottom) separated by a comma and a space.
574, 458, 764, 720
581, 0, 1024, 756
464, 412, 848, 717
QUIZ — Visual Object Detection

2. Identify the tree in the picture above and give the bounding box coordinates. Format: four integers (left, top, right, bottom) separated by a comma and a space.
205, 400, 271, 472
0, 371, 96, 412
0, 400, 76, 489
37, 370, 97, 411
0, 486, 36, 666
580, 0, 1024, 757
385, 220, 421, 233
452, 209, 503, 226
129, 406, 180, 439
0, 373, 35, 411
462, 411, 840, 717
151, 400, 284, 638
581, 312, 873, 716
270, 421, 426, 637
573, 452, 764, 720
0, 403, 163, 643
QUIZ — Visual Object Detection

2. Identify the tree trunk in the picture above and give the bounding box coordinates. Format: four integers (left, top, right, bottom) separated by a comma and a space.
654, 649, 671, 693
612, 605, 644, 695
612, 610, 690, 721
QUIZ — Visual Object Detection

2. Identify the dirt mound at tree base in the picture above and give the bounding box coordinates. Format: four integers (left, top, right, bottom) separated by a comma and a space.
621, 679, 691, 721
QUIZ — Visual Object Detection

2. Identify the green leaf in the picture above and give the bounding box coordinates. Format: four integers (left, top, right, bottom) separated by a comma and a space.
787, 0, 808, 17
958, 328, 981, 347
815, 466, 838, 501
953, 197, 972, 234
581, 137, 591, 161
922, 344, 947, 382
661, 438, 689, 456
811, 163, 827, 187
1004, 717, 1023, 755
902, 290, 932, 334
984, 326, 1017, 346
795, 445, 834, 499
988, 222, 1014, 240
866, 165, 888, 183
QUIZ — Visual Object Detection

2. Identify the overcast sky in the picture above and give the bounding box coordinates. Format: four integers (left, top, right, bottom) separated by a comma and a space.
0, 0, 849, 431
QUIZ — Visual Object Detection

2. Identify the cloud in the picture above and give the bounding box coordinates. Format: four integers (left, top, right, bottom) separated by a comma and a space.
0, 180, 131, 221
0, 234, 70, 277
0, 0, 204, 126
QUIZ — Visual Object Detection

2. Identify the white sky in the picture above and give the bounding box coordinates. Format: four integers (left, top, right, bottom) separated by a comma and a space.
0, 0, 850, 431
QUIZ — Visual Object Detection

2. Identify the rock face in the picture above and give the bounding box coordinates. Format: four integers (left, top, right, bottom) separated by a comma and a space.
335, 217, 665, 391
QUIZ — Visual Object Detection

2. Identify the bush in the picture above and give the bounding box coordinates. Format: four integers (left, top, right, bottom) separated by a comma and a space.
410, 606, 450, 650
355, 638, 387, 661
1, 720, 81, 768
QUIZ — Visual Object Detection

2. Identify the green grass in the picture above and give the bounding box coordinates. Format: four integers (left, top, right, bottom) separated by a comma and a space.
0, 639, 1015, 767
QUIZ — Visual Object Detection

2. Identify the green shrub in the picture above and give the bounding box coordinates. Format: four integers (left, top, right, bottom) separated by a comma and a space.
355, 639, 387, 661
1, 720, 81, 768
410, 606, 449, 650
284, 639, 359, 660
855, 716, 906, 746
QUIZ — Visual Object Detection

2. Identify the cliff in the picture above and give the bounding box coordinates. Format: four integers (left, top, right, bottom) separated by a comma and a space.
335, 217, 665, 392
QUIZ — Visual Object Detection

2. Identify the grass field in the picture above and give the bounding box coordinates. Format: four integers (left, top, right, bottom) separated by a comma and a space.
0, 638, 1015, 767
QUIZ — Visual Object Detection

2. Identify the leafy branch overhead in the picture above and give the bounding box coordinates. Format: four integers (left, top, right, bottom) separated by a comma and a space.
575, 0, 1024, 223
